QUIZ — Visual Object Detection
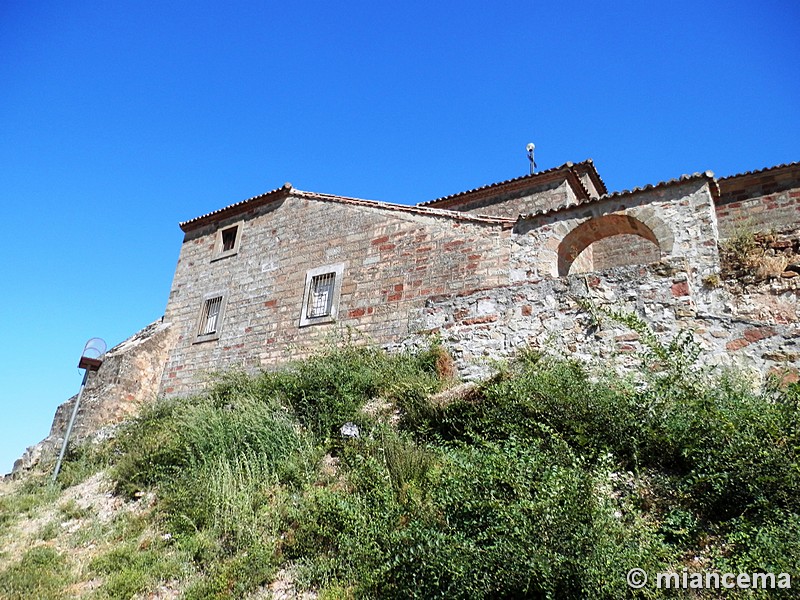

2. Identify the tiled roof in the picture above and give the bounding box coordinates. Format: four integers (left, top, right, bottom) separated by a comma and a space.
415, 160, 602, 208
179, 183, 515, 232
179, 183, 292, 230
519, 171, 718, 219
718, 160, 800, 181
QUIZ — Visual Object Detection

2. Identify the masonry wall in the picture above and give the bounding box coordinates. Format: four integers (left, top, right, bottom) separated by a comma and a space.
715, 165, 800, 238
407, 260, 799, 383
586, 233, 661, 272
161, 195, 511, 395
428, 178, 576, 218
12, 319, 174, 474
511, 179, 720, 302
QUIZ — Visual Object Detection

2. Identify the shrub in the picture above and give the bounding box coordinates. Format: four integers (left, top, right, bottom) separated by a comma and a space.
378, 439, 669, 599
266, 342, 448, 440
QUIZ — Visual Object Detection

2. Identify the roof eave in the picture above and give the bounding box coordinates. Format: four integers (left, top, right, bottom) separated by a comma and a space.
179, 184, 293, 232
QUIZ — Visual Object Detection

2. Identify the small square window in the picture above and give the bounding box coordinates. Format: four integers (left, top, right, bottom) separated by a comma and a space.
299, 263, 345, 327
195, 293, 226, 342
212, 220, 243, 261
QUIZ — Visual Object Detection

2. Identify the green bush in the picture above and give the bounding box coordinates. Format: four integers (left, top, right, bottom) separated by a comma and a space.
378, 439, 668, 599
267, 342, 447, 440
113, 393, 313, 498
55, 438, 112, 488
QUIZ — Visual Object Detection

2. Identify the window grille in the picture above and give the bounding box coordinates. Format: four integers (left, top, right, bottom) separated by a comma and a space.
221, 227, 237, 252
199, 296, 223, 336
307, 272, 335, 318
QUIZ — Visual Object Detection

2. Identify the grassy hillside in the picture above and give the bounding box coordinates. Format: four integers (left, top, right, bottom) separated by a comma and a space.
1, 333, 798, 599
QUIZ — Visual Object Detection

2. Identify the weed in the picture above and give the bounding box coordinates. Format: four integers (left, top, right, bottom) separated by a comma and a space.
0, 546, 72, 600
90, 539, 187, 599
58, 498, 92, 521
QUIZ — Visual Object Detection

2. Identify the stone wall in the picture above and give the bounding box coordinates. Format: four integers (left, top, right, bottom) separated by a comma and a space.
161, 192, 512, 395
408, 259, 799, 383
586, 233, 661, 272
12, 319, 175, 474
510, 178, 720, 304
434, 178, 576, 217
716, 163, 800, 238
15, 160, 800, 476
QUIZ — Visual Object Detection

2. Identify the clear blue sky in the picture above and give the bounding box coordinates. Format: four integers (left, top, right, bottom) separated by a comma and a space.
1, 0, 798, 474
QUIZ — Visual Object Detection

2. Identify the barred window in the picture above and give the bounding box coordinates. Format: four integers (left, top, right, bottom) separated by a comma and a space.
299, 263, 345, 327
198, 296, 223, 337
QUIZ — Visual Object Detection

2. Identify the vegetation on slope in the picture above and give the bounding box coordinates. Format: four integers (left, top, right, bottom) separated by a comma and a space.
1, 332, 798, 599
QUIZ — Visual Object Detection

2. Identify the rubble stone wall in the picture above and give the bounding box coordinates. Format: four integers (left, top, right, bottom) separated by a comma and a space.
12, 319, 175, 474
407, 259, 799, 383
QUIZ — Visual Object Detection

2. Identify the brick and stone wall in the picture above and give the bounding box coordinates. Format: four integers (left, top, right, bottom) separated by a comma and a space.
510, 178, 720, 304
16, 160, 800, 477
160, 193, 512, 395
716, 163, 800, 238
432, 178, 576, 218
585, 233, 661, 272
407, 259, 799, 383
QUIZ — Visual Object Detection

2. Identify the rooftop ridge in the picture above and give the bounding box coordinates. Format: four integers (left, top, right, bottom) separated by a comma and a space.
519, 171, 717, 219
180, 183, 292, 230
179, 182, 516, 232
415, 160, 599, 207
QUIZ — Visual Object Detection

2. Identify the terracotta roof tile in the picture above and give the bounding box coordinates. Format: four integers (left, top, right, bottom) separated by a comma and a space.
179, 183, 292, 230
718, 160, 800, 181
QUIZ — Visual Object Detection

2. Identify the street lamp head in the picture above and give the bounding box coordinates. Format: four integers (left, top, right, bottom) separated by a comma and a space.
78, 337, 107, 371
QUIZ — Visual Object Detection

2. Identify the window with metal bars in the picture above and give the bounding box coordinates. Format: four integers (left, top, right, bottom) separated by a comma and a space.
307, 272, 335, 318
299, 262, 344, 327
199, 296, 223, 336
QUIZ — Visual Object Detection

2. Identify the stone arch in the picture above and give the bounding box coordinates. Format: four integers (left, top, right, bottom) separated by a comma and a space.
557, 213, 669, 276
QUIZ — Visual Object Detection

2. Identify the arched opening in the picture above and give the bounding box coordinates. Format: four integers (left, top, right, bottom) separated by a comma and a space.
557, 214, 661, 276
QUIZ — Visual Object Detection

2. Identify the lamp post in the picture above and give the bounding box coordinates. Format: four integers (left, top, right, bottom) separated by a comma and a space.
526, 142, 537, 174
51, 338, 106, 482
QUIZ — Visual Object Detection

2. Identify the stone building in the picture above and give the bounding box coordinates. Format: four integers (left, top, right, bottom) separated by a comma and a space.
11, 158, 800, 473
